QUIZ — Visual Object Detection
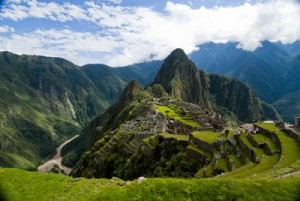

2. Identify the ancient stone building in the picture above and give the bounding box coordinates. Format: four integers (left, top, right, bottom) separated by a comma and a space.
295, 116, 300, 131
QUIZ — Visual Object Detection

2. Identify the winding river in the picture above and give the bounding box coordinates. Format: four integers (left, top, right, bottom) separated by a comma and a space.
37, 135, 78, 175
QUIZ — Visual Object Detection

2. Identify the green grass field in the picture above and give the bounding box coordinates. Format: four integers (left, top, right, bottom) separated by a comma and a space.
155, 105, 202, 128
1, 168, 300, 201
192, 130, 220, 144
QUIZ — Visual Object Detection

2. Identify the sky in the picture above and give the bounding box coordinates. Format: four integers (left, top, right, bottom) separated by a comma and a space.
0, 0, 300, 66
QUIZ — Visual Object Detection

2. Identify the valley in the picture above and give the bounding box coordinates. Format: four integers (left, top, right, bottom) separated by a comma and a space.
37, 135, 78, 175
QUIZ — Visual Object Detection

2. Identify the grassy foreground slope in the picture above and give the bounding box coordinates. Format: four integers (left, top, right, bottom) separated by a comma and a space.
1, 168, 300, 201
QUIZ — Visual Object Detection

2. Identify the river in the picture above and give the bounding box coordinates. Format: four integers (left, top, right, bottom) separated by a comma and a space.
37, 135, 78, 175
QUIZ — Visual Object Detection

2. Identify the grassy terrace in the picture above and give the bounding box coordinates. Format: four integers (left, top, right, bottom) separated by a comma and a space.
222, 155, 280, 179
215, 157, 230, 173
159, 133, 189, 141
196, 163, 215, 177
252, 133, 278, 152
192, 130, 220, 144
2, 168, 300, 201
229, 154, 243, 169
255, 122, 300, 177
239, 133, 253, 148
155, 105, 202, 128
187, 144, 213, 159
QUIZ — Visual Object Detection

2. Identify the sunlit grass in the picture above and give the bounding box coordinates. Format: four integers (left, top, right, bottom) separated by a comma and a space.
192, 130, 219, 144
155, 105, 202, 128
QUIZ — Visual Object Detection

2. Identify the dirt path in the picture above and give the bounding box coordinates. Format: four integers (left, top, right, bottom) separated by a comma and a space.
37, 135, 78, 175
277, 170, 300, 178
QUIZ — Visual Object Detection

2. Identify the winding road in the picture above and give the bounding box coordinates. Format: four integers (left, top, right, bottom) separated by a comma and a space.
37, 135, 78, 175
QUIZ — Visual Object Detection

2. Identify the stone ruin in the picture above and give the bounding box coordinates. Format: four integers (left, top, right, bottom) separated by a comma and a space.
295, 116, 300, 131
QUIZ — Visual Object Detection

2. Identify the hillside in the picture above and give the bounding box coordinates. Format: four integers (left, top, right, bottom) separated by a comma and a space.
0, 51, 100, 169
69, 49, 280, 179
0, 52, 160, 170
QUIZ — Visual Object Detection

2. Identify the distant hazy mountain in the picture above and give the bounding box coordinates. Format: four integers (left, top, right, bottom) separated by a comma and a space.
189, 41, 286, 103
273, 55, 300, 122
189, 41, 300, 123
274, 40, 300, 58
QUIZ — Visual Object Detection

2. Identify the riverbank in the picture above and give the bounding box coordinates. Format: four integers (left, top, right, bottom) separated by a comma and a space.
37, 135, 78, 175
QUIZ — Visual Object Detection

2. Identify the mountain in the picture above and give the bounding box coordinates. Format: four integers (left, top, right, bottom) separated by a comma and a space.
0, 52, 160, 169
154, 49, 279, 122
188, 41, 300, 123
275, 40, 300, 58
273, 55, 300, 122
189, 42, 286, 103
79, 61, 161, 106
152, 49, 209, 106
69, 49, 279, 179
0, 51, 102, 169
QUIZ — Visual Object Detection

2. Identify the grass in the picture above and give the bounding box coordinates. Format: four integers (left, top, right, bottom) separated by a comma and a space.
229, 154, 243, 169
0, 151, 36, 170
255, 122, 300, 177
215, 157, 230, 173
239, 133, 253, 148
155, 105, 202, 128
159, 133, 189, 141
252, 133, 278, 152
223, 155, 280, 179
192, 130, 219, 144
2, 168, 300, 201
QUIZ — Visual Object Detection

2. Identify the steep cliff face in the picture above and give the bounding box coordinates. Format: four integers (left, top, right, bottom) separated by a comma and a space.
208, 74, 279, 122
153, 49, 209, 107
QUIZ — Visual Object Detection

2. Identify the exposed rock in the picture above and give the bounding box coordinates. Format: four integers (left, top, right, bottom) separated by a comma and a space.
137, 176, 147, 184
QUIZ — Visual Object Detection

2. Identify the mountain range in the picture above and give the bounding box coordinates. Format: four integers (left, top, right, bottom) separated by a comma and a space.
0, 40, 298, 170
189, 40, 300, 122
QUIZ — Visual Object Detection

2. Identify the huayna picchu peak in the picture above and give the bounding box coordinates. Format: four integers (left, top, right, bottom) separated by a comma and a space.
153, 48, 209, 107
66, 49, 282, 180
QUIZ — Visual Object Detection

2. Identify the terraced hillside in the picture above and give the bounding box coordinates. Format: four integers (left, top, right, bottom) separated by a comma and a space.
71, 96, 229, 179
71, 85, 300, 180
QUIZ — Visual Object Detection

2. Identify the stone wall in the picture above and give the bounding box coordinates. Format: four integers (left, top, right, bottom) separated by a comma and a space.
234, 135, 259, 163
295, 117, 300, 131
186, 148, 210, 164
189, 135, 215, 154
255, 125, 282, 154
247, 134, 273, 156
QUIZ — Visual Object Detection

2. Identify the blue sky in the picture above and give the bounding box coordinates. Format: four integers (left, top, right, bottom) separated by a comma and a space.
1, 0, 300, 66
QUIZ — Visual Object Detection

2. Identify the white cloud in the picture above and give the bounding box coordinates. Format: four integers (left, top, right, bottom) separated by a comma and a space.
0, 0, 88, 21
1, 0, 300, 66
0, 26, 15, 33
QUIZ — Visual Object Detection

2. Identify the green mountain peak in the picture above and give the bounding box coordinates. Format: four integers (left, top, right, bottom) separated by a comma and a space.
153, 48, 209, 106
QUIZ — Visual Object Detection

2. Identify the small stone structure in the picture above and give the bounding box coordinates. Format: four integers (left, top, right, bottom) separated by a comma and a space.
295, 116, 300, 131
